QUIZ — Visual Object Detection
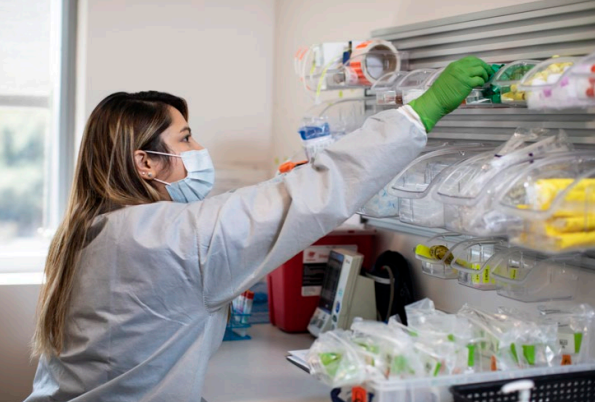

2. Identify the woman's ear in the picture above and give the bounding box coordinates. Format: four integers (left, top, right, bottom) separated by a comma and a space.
134, 150, 155, 180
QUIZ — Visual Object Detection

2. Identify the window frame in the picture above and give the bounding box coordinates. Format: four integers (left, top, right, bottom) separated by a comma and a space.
0, 0, 77, 274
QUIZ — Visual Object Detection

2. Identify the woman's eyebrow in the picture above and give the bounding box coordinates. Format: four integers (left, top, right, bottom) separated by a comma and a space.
180, 126, 191, 134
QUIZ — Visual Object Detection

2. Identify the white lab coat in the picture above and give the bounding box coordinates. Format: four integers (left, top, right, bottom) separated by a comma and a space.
25, 107, 427, 401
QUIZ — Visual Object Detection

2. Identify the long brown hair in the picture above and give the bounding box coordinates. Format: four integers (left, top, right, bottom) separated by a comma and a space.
33, 91, 189, 356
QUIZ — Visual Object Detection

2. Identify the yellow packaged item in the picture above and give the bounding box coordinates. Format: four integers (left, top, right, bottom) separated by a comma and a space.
534, 178, 595, 211
549, 214, 595, 233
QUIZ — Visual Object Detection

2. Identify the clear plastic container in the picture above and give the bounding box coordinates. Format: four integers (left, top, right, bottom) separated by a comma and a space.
492, 250, 580, 303
550, 51, 595, 109
434, 128, 574, 235
422, 67, 446, 90
414, 233, 466, 279
358, 178, 400, 218
357, 142, 481, 218
495, 151, 595, 254
364, 363, 595, 402
449, 238, 509, 291
397, 69, 437, 104
391, 146, 488, 228
491, 60, 541, 106
518, 57, 577, 109
372, 71, 408, 105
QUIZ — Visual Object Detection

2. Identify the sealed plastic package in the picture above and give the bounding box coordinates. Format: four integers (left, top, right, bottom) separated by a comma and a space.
307, 330, 368, 387
495, 152, 595, 253
458, 304, 560, 371
551, 51, 595, 109
518, 57, 577, 109
537, 303, 595, 366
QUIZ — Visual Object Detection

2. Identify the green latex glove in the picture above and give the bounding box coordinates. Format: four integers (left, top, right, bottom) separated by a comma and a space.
409, 56, 494, 132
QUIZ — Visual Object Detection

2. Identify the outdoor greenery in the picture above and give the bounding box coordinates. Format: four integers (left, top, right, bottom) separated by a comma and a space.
0, 107, 47, 240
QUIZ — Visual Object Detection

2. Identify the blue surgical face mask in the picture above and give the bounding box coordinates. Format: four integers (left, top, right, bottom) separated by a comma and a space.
144, 149, 215, 203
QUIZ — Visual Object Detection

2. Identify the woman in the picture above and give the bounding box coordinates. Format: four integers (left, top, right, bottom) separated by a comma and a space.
26, 56, 493, 401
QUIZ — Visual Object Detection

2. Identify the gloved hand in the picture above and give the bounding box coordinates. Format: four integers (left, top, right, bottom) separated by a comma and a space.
409, 56, 494, 133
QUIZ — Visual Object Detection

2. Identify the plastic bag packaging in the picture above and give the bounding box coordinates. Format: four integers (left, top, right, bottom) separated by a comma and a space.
458, 304, 559, 371
307, 329, 368, 387
389, 314, 478, 376
518, 57, 577, 109
537, 303, 595, 366
350, 320, 423, 380
404, 301, 482, 374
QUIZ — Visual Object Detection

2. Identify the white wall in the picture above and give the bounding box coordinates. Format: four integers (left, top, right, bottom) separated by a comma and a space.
0, 285, 40, 402
271, 0, 537, 166
77, 0, 275, 172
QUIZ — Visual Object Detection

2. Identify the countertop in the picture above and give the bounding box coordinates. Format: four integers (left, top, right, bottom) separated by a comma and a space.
203, 324, 331, 402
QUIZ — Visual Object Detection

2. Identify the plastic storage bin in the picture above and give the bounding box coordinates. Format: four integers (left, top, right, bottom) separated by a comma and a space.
491, 60, 541, 105
434, 129, 573, 235
550, 51, 595, 109
450, 368, 595, 402
358, 178, 400, 218
267, 230, 375, 333
361, 363, 595, 402
449, 238, 508, 291
371, 71, 408, 105
414, 233, 466, 279
359, 142, 483, 219
518, 57, 577, 109
491, 250, 581, 303
397, 69, 437, 104
495, 151, 595, 254
391, 146, 488, 228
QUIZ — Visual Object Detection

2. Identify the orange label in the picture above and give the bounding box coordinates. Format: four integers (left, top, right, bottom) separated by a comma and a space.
352, 386, 367, 402
562, 354, 572, 366
491, 355, 498, 371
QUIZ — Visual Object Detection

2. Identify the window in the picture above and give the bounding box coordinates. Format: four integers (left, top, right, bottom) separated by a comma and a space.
0, 0, 76, 273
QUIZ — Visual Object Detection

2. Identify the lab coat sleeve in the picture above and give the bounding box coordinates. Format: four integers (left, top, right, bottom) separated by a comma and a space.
194, 108, 427, 311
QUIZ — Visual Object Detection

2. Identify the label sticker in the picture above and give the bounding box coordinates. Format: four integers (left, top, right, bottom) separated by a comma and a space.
301, 245, 357, 296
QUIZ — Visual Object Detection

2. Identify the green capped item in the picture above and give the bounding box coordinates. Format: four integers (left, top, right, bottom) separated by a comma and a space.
510, 343, 519, 364
467, 344, 476, 367
522, 345, 536, 366
575, 332, 584, 354
320, 352, 342, 377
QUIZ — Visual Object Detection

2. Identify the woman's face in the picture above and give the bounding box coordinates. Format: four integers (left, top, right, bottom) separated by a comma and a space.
135, 106, 204, 200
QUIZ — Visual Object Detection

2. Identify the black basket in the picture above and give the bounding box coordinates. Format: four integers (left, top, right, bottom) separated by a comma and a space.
451, 370, 595, 402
